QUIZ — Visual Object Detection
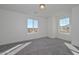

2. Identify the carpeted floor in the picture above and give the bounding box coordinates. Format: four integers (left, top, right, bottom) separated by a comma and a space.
0, 43, 19, 53
15, 38, 73, 55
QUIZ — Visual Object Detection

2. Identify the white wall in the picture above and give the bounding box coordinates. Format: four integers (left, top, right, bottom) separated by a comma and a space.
72, 6, 79, 47
48, 10, 72, 41
56, 11, 72, 41
0, 9, 48, 45
48, 17, 57, 38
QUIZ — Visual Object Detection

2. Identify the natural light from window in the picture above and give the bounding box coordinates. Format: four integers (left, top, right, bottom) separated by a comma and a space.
59, 17, 69, 26
58, 16, 70, 33
27, 18, 39, 33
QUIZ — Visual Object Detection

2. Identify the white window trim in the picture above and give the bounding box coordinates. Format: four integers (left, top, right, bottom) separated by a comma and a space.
27, 19, 39, 34
58, 16, 70, 34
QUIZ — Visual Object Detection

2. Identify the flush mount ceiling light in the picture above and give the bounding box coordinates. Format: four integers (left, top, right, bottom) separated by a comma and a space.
40, 4, 46, 9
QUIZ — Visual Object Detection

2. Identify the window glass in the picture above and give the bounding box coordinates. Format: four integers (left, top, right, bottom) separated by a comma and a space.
34, 20, 38, 28
58, 16, 70, 33
59, 17, 69, 26
27, 19, 39, 33
27, 19, 33, 28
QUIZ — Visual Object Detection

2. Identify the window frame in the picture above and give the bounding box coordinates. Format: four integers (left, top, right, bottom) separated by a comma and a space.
57, 16, 70, 34
27, 18, 39, 34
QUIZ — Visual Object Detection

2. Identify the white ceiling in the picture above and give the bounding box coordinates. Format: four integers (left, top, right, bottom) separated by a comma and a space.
0, 4, 78, 19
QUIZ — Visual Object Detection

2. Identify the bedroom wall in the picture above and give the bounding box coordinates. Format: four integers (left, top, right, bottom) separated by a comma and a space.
48, 10, 72, 41
47, 17, 57, 38
55, 11, 72, 41
71, 6, 79, 47
0, 9, 48, 45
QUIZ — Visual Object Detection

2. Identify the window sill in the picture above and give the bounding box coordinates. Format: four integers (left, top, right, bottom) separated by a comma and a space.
27, 32, 39, 34
59, 32, 70, 35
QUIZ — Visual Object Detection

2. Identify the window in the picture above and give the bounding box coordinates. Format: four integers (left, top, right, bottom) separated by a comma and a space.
58, 16, 70, 33
27, 18, 39, 33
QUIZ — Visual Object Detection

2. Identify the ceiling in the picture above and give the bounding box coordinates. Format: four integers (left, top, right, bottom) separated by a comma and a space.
0, 4, 78, 19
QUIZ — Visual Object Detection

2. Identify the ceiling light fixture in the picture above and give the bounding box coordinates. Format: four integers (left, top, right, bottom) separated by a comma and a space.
40, 4, 46, 9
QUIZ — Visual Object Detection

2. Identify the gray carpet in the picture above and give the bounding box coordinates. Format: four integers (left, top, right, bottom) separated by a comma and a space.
15, 38, 73, 55
0, 43, 19, 53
